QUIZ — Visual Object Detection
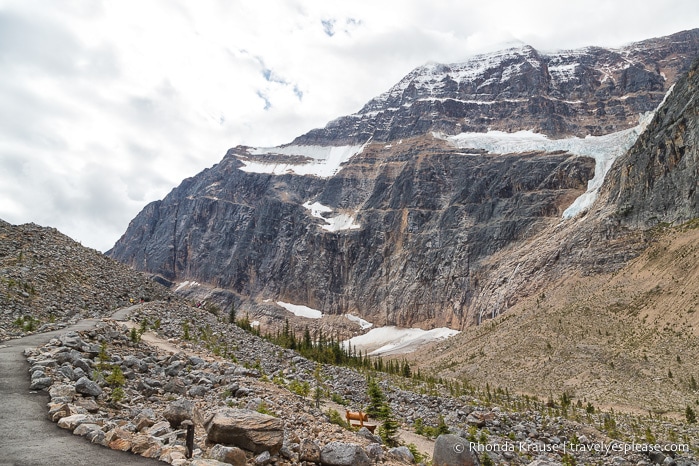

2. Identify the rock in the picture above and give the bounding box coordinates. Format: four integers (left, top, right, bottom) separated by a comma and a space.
75, 397, 100, 413
147, 420, 172, 437
72, 358, 93, 374
205, 408, 284, 455
254, 451, 271, 465
57, 365, 76, 380
209, 444, 248, 466
141, 445, 163, 459
87, 427, 107, 445
73, 423, 102, 438
356, 426, 382, 444
30, 377, 53, 390
48, 403, 71, 422
109, 438, 132, 452
165, 360, 185, 376
433, 434, 480, 466
319, 442, 372, 466
59, 332, 86, 350
163, 398, 194, 428
49, 383, 76, 400
189, 385, 210, 397
388, 446, 415, 463
364, 443, 384, 462
75, 376, 102, 397
57, 414, 90, 430
131, 434, 161, 455
299, 438, 321, 463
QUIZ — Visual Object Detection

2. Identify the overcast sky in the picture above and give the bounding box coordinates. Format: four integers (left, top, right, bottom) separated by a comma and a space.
1, 0, 698, 252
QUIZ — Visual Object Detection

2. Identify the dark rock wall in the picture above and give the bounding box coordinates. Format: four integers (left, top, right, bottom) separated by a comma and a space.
601, 58, 699, 226
109, 140, 593, 327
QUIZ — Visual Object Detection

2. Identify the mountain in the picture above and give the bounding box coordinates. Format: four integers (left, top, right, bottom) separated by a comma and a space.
107, 29, 699, 331
412, 57, 699, 410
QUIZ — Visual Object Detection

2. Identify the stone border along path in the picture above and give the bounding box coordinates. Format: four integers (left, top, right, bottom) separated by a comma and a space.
0, 304, 161, 466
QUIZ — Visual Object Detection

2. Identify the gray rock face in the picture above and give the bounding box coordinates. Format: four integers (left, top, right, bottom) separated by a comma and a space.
75, 377, 102, 397
204, 408, 284, 455
601, 56, 699, 228
432, 434, 480, 466
319, 441, 372, 466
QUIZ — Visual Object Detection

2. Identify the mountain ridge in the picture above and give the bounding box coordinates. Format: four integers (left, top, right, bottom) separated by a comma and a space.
108, 29, 699, 333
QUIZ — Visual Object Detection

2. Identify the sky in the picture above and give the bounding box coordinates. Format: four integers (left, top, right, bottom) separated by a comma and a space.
1, 0, 698, 252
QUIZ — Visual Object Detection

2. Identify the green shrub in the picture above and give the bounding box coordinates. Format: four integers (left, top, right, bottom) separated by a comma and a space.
327, 409, 349, 429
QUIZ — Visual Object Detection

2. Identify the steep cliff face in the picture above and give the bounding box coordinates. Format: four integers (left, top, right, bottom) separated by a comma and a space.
108, 30, 699, 329
456, 57, 699, 325
601, 58, 699, 226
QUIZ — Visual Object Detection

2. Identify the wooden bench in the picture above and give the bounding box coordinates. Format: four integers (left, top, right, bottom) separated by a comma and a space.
345, 410, 376, 433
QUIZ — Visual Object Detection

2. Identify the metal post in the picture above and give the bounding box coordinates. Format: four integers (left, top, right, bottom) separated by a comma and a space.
182, 420, 194, 458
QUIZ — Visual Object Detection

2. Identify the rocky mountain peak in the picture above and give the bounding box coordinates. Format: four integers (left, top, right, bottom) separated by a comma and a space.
108, 29, 699, 332
294, 29, 699, 145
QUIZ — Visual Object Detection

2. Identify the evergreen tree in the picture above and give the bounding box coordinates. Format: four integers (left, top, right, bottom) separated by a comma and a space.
436, 414, 450, 436
686, 405, 697, 424
377, 402, 399, 446
401, 359, 412, 378
366, 376, 386, 418
314, 363, 323, 409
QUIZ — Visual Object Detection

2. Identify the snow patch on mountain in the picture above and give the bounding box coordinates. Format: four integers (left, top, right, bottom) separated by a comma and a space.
302, 201, 361, 232
276, 301, 323, 319
346, 314, 373, 329
175, 280, 200, 292
345, 326, 460, 356
439, 115, 653, 218
238, 144, 364, 178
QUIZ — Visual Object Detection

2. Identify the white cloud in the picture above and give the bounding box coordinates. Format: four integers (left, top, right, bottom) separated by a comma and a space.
0, 0, 698, 251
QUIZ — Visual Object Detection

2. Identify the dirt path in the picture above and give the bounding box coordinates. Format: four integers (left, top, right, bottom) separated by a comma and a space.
0, 307, 160, 466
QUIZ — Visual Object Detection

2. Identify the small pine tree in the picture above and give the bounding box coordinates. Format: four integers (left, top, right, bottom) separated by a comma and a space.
130, 327, 141, 344
436, 414, 450, 436
106, 365, 125, 387
686, 405, 697, 424
377, 403, 399, 446
366, 376, 386, 418
314, 363, 323, 409
97, 342, 109, 370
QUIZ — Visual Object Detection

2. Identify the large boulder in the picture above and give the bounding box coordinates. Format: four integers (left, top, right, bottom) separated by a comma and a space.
433, 434, 480, 466
204, 408, 284, 455
319, 442, 372, 466
163, 398, 194, 428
